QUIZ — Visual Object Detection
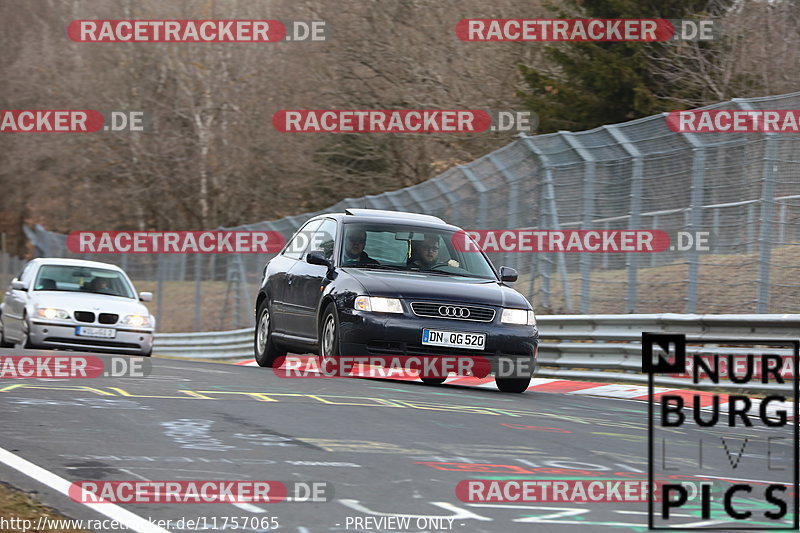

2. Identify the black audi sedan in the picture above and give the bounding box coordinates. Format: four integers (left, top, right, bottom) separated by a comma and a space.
253, 209, 538, 393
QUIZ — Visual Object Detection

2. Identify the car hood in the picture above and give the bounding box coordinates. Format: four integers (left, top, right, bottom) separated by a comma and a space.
28, 291, 151, 316
343, 268, 531, 308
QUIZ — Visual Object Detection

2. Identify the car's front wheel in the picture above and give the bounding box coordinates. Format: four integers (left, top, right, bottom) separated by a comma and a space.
420, 376, 447, 385
254, 300, 285, 367
319, 303, 350, 375
16, 315, 32, 349
495, 376, 531, 393
495, 355, 534, 393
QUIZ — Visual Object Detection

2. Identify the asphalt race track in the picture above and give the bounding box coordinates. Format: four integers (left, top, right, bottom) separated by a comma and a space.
0, 351, 793, 532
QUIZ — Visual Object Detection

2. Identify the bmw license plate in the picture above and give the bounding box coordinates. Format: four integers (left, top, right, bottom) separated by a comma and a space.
422, 329, 485, 350
76, 326, 116, 339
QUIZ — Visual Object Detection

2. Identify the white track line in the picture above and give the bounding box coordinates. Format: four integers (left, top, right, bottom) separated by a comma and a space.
0, 446, 171, 533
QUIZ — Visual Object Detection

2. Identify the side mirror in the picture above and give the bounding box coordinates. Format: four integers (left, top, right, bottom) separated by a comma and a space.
11, 279, 27, 291
307, 251, 333, 268
139, 292, 153, 302
499, 266, 518, 283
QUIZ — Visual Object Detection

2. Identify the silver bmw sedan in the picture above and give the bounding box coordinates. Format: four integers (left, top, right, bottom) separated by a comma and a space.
0, 258, 154, 356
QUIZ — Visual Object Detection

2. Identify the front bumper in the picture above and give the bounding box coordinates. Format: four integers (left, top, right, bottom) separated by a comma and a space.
337, 308, 538, 377
29, 320, 154, 355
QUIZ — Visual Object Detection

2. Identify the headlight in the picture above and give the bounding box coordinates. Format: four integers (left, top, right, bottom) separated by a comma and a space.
122, 314, 152, 327
501, 308, 536, 326
354, 296, 404, 314
34, 308, 70, 320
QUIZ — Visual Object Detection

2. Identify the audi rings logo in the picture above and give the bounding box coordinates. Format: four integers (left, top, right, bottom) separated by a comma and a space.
438, 306, 471, 318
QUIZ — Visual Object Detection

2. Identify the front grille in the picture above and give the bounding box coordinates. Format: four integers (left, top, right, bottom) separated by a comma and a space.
410, 302, 495, 322
98, 313, 119, 324
74, 311, 95, 323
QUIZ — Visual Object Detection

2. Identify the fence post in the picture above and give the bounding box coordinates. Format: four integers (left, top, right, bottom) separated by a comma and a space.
756, 139, 777, 312
746, 203, 756, 253
236, 253, 252, 327
679, 131, 707, 314
488, 152, 521, 271
520, 134, 573, 312
651, 215, 658, 268
0, 233, 8, 283
459, 166, 489, 230
562, 132, 595, 314
406, 185, 434, 216
156, 255, 164, 332
431, 177, 459, 222
194, 254, 202, 331
605, 126, 644, 313
735, 98, 778, 312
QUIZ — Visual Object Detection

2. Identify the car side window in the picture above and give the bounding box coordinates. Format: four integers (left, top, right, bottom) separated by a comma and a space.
18, 263, 34, 284
282, 220, 322, 260
306, 219, 337, 261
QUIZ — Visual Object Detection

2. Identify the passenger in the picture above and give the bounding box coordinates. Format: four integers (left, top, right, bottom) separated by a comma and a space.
342, 229, 379, 266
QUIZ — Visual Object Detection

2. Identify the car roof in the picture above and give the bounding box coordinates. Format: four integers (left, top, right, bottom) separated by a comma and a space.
315, 209, 460, 231
27, 257, 126, 272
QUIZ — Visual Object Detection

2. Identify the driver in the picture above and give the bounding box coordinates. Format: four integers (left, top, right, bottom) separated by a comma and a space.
89, 277, 112, 294
408, 235, 440, 269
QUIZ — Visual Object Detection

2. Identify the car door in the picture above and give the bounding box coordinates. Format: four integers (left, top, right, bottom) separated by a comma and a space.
283, 218, 337, 339
2, 262, 35, 340
268, 219, 322, 334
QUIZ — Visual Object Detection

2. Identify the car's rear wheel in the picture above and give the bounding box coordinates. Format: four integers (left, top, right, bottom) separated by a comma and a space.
420, 376, 447, 385
255, 300, 285, 367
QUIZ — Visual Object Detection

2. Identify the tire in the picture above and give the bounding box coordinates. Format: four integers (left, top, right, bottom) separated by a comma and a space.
495, 354, 534, 393
420, 376, 447, 385
319, 303, 348, 374
16, 316, 32, 349
0, 315, 13, 348
495, 376, 531, 393
254, 299, 285, 367
139, 348, 152, 357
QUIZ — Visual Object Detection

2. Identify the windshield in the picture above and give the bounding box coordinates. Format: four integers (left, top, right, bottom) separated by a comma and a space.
33, 265, 136, 299
339, 223, 497, 280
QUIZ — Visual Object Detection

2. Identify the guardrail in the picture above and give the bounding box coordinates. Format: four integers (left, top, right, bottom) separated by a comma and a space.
154, 314, 799, 391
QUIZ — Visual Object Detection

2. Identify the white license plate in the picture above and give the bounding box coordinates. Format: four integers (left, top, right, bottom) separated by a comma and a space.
76, 326, 116, 339
422, 329, 485, 350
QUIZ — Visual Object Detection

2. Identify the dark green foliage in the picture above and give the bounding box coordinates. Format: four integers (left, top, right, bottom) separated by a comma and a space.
518, 0, 731, 132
